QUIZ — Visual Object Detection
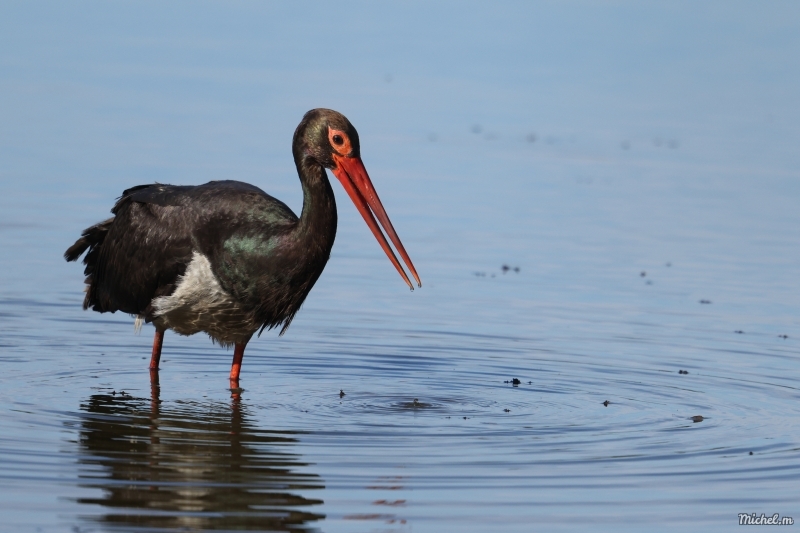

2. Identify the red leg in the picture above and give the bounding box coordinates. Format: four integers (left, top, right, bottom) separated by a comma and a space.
230, 342, 246, 381
149, 330, 165, 370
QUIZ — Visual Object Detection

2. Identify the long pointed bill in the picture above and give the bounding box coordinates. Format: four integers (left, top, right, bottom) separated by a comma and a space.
331, 154, 421, 290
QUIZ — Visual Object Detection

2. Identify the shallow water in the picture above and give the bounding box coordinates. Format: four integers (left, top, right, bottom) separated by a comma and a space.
2, 2, 800, 532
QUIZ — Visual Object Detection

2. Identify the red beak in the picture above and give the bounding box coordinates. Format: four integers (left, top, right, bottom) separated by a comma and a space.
331, 154, 421, 290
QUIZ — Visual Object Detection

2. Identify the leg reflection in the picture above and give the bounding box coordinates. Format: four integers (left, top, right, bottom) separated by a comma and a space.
73, 390, 324, 530
149, 369, 161, 414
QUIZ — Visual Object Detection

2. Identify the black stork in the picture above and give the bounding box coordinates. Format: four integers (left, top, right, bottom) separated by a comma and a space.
64, 109, 420, 388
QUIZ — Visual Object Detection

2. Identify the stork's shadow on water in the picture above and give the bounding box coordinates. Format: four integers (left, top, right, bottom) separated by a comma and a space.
69, 380, 324, 531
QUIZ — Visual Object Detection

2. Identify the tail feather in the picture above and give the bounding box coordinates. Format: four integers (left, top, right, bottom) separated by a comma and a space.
64, 236, 91, 262
65, 218, 114, 310
64, 218, 114, 262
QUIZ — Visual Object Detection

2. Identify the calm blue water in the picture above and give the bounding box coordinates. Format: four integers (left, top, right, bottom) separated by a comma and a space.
1, 2, 800, 531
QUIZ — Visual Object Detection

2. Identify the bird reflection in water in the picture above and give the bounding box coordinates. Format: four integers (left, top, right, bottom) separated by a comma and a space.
73, 374, 324, 531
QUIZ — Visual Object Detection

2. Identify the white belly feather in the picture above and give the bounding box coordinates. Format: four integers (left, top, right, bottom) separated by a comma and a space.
146, 251, 259, 346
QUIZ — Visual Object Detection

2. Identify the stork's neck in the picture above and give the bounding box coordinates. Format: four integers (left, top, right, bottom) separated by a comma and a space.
295, 156, 338, 255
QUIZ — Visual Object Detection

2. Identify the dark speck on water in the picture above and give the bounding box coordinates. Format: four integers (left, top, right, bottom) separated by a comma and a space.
603, 400, 610, 406
735, 330, 744, 334
691, 416, 704, 423
699, 300, 712, 304
339, 389, 345, 398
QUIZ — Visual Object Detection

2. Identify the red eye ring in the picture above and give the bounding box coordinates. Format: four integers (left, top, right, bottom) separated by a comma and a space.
328, 127, 352, 156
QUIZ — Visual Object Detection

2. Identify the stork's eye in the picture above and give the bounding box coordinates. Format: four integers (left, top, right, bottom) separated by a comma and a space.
328, 127, 353, 156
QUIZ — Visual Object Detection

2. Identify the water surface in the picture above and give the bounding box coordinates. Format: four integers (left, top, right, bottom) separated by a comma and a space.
1, 2, 799, 531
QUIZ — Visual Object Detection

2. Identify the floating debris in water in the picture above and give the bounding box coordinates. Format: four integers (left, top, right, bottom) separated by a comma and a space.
779, 334, 789, 339
373, 499, 406, 506
678, 370, 689, 374
691, 415, 704, 423
699, 299, 712, 304
735, 330, 744, 334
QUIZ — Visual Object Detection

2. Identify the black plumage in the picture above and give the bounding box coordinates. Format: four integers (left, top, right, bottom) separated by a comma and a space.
65, 109, 420, 381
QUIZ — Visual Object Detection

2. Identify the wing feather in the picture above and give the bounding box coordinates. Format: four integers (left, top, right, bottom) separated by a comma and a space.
66, 181, 301, 322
